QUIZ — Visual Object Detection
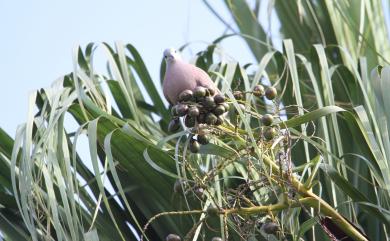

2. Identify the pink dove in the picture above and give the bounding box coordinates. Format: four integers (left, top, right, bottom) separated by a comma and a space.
162, 48, 219, 104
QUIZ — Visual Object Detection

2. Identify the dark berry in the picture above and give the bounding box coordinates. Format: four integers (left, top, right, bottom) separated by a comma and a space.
213, 105, 225, 115
215, 116, 224, 126
263, 127, 277, 140
193, 86, 207, 98
205, 113, 218, 125
197, 113, 206, 124
168, 118, 180, 132
197, 134, 210, 145
173, 179, 184, 193
265, 87, 277, 100
178, 89, 193, 102
253, 84, 265, 97
214, 94, 225, 104
188, 106, 200, 117
206, 206, 219, 216
207, 88, 216, 96
166, 234, 181, 241
184, 116, 196, 128
176, 104, 188, 116
233, 91, 243, 100
262, 222, 279, 234
203, 96, 216, 109
261, 114, 274, 126
171, 105, 178, 116
189, 140, 200, 153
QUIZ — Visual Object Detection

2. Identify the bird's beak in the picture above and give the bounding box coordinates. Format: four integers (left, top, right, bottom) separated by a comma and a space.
165, 55, 174, 62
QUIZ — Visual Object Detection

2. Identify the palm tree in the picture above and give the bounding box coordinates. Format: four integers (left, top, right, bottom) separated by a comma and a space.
0, 1, 389, 240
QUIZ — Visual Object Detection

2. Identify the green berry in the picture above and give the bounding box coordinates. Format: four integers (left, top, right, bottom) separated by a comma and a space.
178, 89, 193, 102
206, 206, 219, 216
193, 86, 207, 98
207, 88, 216, 96
168, 118, 180, 132
213, 105, 225, 115
166, 234, 181, 241
233, 91, 243, 100
184, 116, 196, 128
215, 116, 224, 126
263, 127, 277, 140
253, 84, 265, 97
197, 134, 210, 145
189, 140, 200, 153
261, 114, 274, 126
222, 102, 230, 111
265, 87, 277, 100
214, 94, 225, 104
203, 96, 216, 109
205, 113, 218, 125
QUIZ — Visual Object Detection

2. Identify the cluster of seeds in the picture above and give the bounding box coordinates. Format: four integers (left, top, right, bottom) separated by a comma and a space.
168, 86, 229, 131
163, 85, 282, 239
168, 86, 230, 153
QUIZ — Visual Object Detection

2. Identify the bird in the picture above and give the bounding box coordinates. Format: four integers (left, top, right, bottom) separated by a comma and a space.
162, 48, 219, 104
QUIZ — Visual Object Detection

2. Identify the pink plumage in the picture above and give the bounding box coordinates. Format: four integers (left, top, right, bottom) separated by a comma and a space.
162, 48, 218, 104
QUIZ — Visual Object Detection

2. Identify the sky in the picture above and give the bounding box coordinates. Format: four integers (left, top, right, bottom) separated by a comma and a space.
0, 0, 266, 136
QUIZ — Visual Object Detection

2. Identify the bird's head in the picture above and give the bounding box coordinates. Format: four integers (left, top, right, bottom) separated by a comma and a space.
163, 48, 181, 64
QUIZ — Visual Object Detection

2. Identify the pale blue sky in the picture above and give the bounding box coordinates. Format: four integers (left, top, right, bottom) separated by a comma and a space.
0, 0, 264, 136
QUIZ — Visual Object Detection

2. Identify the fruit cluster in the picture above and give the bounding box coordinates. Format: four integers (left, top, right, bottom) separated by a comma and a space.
168, 86, 229, 133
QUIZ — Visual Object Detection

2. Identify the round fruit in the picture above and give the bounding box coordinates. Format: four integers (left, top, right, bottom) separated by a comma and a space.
215, 116, 224, 126
173, 179, 184, 193
233, 91, 243, 100
194, 86, 207, 98
176, 104, 188, 116
188, 106, 200, 117
203, 96, 216, 109
197, 113, 206, 124
262, 222, 279, 234
206, 206, 219, 216
184, 116, 196, 128
171, 105, 178, 116
263, 127, 277, 140
265, 87, 277, 100
166, 233, 181, 241
213, 105, 225, 115
261, 114, 274, 126
222, 102, 230, 111
189, 140, 200, 153
194, 187, 205, 199
211, 237, 223, 241
178, 89, 193, 102
234, 104, 246, 114
197, 134, 210, 145
205, 113, 218, 125
207, 88, 216, 96
168, 118, 180, 132
214, 94, 225, 104
253, 84, 265, 97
